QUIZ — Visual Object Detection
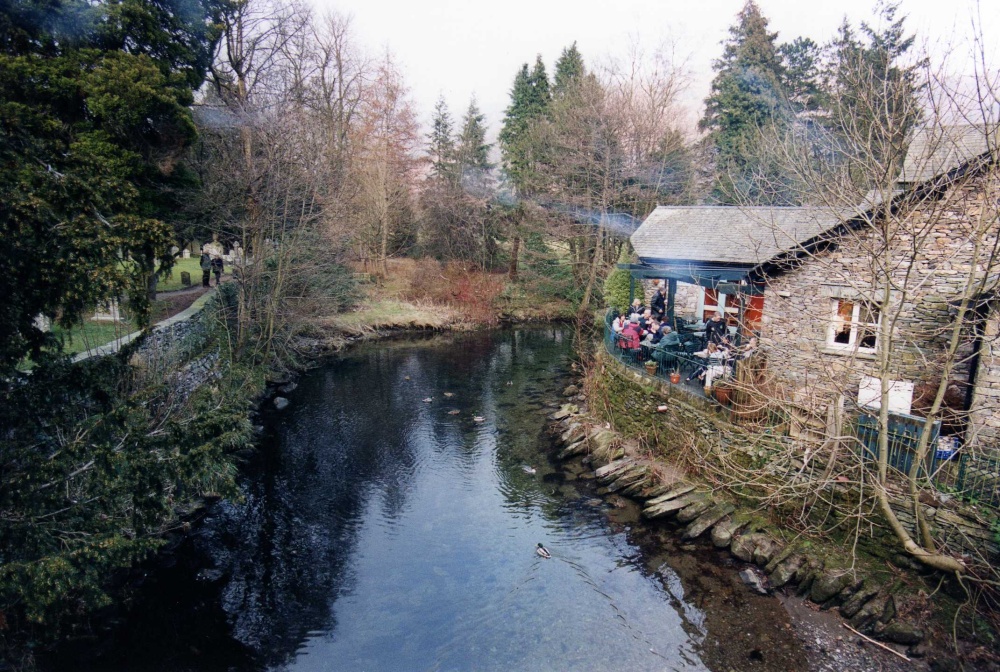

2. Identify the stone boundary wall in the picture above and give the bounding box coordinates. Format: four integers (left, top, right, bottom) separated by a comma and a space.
594, 351, 999, 561
72, 291, 215, 363
74, 291, 221, 400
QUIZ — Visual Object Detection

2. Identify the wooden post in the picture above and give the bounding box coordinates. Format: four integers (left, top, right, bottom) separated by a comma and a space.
667, 278, 677, 327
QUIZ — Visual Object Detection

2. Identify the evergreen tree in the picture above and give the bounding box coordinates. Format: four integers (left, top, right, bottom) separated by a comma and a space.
427, 95, 457, 181
455, 96, 492, 173
553, 42, 585, 97
700, 0, 791, 204
0, 0, 219, 373
824, 2, 923, 178
499, 55, 550, 195
779, 37, 824, 115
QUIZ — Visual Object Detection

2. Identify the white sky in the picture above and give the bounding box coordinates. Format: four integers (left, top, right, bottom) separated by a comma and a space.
306, 0, 1000, 140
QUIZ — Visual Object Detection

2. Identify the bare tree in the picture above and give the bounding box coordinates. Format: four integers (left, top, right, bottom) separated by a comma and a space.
345, 53, 420, 277
722, 45, 1000, 579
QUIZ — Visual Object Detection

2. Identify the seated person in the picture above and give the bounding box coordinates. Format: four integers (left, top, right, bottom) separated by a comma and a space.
611, 313, 625, 334
736, 335, 758, 359
638, 308, 654, 332
686, 342, 730, 384
657, 325, 680, 348
641, 317, 659, 344
628, 298, 645, 318
620, 316, 642, 350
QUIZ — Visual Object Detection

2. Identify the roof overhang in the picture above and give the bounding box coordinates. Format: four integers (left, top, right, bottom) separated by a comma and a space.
618, 261, 761, 292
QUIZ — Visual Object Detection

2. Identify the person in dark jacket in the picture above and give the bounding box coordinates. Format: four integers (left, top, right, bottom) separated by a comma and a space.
211, 255, 224, 286
650, 284, 666, 320
704, 311, 728, 345
200, 252, 212, 287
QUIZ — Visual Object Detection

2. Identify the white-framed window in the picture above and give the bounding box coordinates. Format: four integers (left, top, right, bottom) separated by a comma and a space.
827, 298, 880, 352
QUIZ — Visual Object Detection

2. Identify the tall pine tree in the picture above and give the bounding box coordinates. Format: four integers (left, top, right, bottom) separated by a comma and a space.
700, 0, 791, 204
455, 96, 492, 174
427, 95, 457, 181
824, 1, 923, 180
553, 42, 585, 97
499, 55, 550, 195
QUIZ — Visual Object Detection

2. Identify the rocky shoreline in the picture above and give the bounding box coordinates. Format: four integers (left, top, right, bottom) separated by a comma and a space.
547, 394, 981, 672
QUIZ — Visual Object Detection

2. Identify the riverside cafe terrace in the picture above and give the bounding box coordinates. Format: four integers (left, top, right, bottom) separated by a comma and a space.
609, 205, 844, 394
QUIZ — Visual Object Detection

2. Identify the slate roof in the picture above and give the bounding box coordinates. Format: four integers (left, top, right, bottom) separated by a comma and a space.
630, 206, 842, 266
899, 124, 994, 183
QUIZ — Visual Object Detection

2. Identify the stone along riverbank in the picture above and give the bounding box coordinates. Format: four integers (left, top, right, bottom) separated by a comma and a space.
547, 369, 992, 671
37, 326, 912, 672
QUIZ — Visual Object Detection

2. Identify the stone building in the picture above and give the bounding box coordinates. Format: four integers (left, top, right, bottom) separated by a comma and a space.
627, 124, 999, 453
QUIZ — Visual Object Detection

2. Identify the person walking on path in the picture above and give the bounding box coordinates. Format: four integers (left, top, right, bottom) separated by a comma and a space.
211, 255, 224, 287
200, 252, 212, 288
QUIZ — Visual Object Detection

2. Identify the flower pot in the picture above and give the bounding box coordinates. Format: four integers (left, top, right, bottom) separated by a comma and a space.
669, 372, 681, 384
714, 385, 732, 405
644, 362, 658, 375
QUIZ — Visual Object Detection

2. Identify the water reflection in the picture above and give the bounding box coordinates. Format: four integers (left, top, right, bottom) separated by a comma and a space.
53, 328, 716, 671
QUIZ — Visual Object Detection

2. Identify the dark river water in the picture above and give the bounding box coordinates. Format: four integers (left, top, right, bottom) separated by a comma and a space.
51, 328, 809, 672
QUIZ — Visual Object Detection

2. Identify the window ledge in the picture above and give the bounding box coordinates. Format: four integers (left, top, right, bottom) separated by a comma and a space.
820, 346, 878, 360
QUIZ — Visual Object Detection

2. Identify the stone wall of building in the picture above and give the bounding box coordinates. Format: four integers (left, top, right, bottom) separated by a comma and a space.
637, 279, 701, 320
760, 170, 998, 423
968, 307, 1000, 450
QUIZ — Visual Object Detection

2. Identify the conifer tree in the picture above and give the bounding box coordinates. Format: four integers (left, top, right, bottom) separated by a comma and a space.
455, 97, 492, 174
427, 95, 457, 181
700, 0, 790, 204
779, 37, 824, 115
499, 55, 550, 195
553, 42, 585, 97
0, 0, 219, 372
824, 1, 923, 179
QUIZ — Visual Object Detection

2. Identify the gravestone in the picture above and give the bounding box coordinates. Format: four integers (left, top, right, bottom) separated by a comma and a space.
182, 249, 191, 259
180, 271, 191, 287
93, 300, 121, 322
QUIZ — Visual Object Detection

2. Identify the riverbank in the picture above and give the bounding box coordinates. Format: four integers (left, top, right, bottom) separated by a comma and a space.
543, 350, 999, 671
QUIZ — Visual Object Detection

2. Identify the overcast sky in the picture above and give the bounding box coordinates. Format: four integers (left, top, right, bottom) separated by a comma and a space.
306, 0, 1000, 140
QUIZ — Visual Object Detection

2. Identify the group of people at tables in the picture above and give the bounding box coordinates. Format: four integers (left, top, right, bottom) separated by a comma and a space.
611, 291, 757, 392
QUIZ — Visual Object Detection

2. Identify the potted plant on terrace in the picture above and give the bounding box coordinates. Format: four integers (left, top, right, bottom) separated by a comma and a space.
713, 376, 734, 405
644, 359, 658, 375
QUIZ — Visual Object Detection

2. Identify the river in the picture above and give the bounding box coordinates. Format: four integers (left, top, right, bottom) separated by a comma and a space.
50, 328, 812, 672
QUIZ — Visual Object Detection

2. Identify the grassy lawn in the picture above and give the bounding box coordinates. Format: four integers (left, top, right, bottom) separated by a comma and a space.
52, 318, 136, 356
155, 257, 205, 292
319, 299, 460, 334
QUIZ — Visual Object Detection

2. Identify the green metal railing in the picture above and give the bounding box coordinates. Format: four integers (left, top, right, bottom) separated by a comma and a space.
854, 409, 1000, 509
605, 308, 999, 509
603, 308, 727, 391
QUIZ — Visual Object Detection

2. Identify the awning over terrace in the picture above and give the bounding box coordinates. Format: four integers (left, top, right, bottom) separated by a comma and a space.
625, 205, 839, 329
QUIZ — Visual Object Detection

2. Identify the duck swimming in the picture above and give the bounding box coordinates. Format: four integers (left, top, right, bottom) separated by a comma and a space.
536, 543, 551, 559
